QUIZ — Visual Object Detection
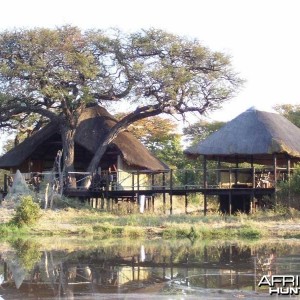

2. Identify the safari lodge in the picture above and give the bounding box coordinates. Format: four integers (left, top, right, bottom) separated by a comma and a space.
1, 107, 300, 214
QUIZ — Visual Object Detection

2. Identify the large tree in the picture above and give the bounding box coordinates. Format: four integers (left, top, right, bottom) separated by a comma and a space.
183, 120, 225, 144
0, 26, 242, 175
273, 104, 300, 128
125, 116, 185, 169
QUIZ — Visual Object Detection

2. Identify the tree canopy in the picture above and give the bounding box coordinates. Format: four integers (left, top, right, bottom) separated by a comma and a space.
183, 120, 225, 144
0, 26, 242, 174
273, 104, 300, 128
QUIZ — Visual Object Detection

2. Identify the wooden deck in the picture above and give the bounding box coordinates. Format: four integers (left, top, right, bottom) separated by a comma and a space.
3, 167, 280, 215
65, 186, 275, 198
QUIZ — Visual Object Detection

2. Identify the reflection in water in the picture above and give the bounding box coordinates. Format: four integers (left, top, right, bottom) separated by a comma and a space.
0, 238, 300, 299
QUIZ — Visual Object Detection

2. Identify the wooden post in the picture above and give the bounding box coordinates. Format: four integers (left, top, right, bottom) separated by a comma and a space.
273, 154, 277, 207
217, 158, 221, 187
203, 156, 207, 216
287, 157, 291, 182
152, 195, 155, 212
151, 173, 155, 190
229, 191, 232, 215
4, 173, 8, 194
105, 170, 110, 211
185, 193, 188, 214
101, 193, 105, 209
137, 171, 140, 207
287, 157, 291, 208
132, 172, 135, 203
170, 169, 173, 215
185, 169, 188, 214
162, 172, 166, 214
235, 160, 239, 185
252, 167, 256, 188
203, 156, 207, 188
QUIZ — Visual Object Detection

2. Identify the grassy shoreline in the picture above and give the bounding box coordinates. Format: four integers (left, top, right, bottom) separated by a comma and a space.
2, 207, 300, 240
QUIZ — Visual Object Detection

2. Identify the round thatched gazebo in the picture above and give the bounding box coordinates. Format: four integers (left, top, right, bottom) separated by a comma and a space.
185, 107, 300, 167
184, 107, 300, 214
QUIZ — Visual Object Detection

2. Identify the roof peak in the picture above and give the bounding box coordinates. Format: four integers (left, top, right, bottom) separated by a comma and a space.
246, 106, 278, 114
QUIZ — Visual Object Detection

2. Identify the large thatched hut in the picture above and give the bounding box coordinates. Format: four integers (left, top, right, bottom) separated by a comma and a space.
184, 107, 300, 213
185, 107, 300, 165
0, 105, 167, 192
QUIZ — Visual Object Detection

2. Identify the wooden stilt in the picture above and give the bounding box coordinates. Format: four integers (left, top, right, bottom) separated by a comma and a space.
273, 154, 277, 207
204, 193, 207, 216
229, 191, 232, 215
152, 195, 155, 212
162, 172, 166, 214
287, 156, 291, 208
170, 169, 173, 215
185, 193, 188, 214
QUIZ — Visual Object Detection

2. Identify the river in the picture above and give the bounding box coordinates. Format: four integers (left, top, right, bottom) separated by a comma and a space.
0, 237, 299, 299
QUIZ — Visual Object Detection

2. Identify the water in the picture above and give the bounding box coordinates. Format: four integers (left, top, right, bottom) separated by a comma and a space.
0, 237, 300, 299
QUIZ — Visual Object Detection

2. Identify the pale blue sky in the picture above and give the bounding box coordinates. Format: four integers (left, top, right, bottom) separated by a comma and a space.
1, 0, 299, 123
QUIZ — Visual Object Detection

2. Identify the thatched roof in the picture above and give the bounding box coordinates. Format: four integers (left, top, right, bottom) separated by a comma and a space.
184, 107, 300, 165
0, 106, 167, 171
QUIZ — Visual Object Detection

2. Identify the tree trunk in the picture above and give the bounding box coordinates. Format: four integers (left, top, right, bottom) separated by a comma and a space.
87, 106, 162, 173
60, 126, 76, 187
87, 132, 117, 173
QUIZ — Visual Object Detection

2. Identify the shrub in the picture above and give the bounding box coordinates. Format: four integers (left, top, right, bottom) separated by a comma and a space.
11, 195, 41, 227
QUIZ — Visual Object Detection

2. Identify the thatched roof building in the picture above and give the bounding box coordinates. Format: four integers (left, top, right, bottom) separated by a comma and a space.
0, 106, 167, 172
185, 107, 300, 165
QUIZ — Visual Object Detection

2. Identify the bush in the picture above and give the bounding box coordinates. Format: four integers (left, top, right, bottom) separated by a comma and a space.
11, 195, 41, 227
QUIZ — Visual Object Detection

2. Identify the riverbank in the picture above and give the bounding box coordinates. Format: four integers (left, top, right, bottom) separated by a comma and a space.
2, 207, 300, 240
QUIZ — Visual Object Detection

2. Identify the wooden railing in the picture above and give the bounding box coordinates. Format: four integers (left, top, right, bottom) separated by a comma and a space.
3, 167, 291, 195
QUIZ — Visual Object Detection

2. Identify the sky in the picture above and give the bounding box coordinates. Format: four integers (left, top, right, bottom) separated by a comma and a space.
0, 0, 300, 125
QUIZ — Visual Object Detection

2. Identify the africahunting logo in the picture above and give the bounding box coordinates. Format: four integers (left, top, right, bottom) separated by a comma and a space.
258, 275, 300, 295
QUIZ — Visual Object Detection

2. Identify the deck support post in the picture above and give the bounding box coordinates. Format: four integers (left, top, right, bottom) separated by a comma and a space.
131, 172, 135, 204
170, 169, 173, 215
273, 154, 277, 207
229, 191, 232, 215
185, 193, 188, 214
287, 157, 291, 207
4, 174, 7, 194
162, 172, 166, 214
235, 159, 239, 185
217, 158, 221, 187
203, 156, 207, 215
137, 171, 140, 209
101, 194, 104, 209
152, 195, 155, 212
251, 164, 255, 213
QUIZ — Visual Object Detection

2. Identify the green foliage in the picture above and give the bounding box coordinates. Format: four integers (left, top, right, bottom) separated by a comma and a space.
0, 26, 242, 173
11, 195, 41, 227
276, 165, 300, 210
274, 104, 300, 128
0, 223, 27, 237
183, 120, 225, 144
12, 239, 42, 270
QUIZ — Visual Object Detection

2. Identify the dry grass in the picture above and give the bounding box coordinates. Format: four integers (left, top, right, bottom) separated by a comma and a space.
2, 197, 300, 240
